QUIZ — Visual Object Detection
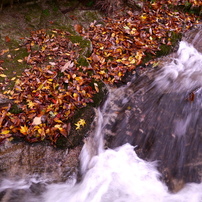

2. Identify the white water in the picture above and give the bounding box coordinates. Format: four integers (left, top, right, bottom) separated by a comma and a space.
43, 143, 202, 202
155, 41, 202, 92
1, 41, 202, 201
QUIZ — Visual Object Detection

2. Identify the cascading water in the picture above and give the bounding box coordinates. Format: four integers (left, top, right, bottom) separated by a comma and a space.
1, 26, 202, 201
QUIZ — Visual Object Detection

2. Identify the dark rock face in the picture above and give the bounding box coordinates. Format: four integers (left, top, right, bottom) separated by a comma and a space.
104, 73, 202, 191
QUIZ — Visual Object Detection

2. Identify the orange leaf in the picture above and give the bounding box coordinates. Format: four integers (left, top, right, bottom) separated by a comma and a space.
5, 36, 11, 42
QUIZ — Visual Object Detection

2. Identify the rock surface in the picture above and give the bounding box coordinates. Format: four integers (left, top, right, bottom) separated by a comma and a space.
0, 140, 82, 182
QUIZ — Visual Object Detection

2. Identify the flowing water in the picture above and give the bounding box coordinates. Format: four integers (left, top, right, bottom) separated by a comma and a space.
1, 27, 202, 201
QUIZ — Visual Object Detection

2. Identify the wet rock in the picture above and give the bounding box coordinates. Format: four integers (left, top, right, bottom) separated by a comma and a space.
104, 26, 202, 192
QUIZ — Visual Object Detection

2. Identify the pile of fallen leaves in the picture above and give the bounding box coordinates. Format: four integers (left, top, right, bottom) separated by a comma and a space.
86, 3, 198, 84
167, 0, 202, 7
0, 29, 97, 143
0, 1, 200, 145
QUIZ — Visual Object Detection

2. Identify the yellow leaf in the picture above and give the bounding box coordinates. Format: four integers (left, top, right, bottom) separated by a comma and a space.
140, 14, 147, 20
123, 26, 130, 30
0, 74, 6, 78
11, 77, 16, 81
73, 93, 78, 99
41, 46, 46, 51
116, 59, 122, 63
98, 70, 105, 75
75, 119, 86, 130
135, 51, 143, 61
54, 124, 62, 129
37, 83, 44, 91
118, 72, 123, 77
130, 59, 136, 64
37, 128, 45, 137
20, 125, 29, 135
130, 28, 138, 35
27, 100, 35, 109
54, 118, 63, 123
15, 79, 21, 85
116, 48, 122, 53
17, 59, 23, 63
0, 49, 9, 55
1, 129, 10, 135
31, 41, 35, 46
128, 56, 136, 64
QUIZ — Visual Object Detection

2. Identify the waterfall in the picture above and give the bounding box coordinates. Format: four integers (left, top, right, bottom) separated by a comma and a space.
1, 28, 202, 201
42, 39, 202, 201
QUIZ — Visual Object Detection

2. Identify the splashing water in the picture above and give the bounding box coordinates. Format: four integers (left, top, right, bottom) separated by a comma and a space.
43, 143, 202, 202
154, 41, 202, 92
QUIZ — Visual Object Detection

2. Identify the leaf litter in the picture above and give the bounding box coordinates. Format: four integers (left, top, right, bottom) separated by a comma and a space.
0, 0, 200, 145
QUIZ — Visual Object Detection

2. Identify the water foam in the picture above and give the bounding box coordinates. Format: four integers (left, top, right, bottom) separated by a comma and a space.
0, 144, 201, 202
155, 41, 202, 92
42, 144, 202, 202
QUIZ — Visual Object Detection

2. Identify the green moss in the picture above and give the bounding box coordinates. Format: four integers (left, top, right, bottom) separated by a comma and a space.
85, 0, 95, 7
141, 32, 182, 64
24, 4, 42, 27
0, 43, 29, 87
77, 56, 89, 67
90, 81, 107, 107
68, 35, 92, 57
42, 9, 50, 16
9, 104, 23, 114
83, 11, 98, 22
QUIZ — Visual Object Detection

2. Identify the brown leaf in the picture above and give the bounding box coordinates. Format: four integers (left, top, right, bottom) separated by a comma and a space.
74, 24, 83, 34
91, 53, 100, 63
60, 61, 74, 72
0, 110, 7, 127
5, 36, 11, 42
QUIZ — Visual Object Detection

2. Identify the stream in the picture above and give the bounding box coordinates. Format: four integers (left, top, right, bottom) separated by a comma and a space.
1, 26, 202, 201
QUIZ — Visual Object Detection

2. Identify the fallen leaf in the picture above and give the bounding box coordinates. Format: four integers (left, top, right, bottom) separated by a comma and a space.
32, 116, 42, 125
60, 61, 74, 72
0, 49, 9, 56
5, 36, 11, 42
75, 119, 86, 130
74, 24, 83, 33
0, 74, 7, 78
1, 129, 10, 135
20, 125, 29, 135
94, 83, 99, 93
17, 59, 23, 63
